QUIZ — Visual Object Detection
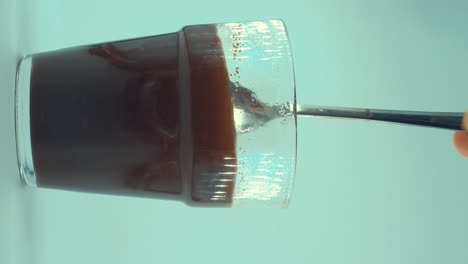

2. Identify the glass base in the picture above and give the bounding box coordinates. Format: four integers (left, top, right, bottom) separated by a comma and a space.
15, 55, 36, 186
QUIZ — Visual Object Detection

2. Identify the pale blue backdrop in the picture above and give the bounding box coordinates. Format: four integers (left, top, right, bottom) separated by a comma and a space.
1, 1, 468, 264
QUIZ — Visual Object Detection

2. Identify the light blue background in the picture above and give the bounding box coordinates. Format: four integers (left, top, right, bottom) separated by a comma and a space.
2, 1, 468, 264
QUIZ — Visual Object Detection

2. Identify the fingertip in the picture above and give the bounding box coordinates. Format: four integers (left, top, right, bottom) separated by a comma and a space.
453, 131, 468, 157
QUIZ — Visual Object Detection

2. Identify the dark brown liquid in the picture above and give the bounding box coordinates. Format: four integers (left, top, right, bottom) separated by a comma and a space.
30, 25, 237, 205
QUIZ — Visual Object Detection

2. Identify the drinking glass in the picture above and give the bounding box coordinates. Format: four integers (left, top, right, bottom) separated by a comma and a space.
16, 20, 297, 207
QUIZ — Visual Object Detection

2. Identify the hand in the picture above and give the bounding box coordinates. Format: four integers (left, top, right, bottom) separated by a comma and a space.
454, 132, 468, 157
454, 114, 468, 157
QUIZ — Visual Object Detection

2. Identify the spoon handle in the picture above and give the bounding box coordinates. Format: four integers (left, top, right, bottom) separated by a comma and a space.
296, 105, 466, 131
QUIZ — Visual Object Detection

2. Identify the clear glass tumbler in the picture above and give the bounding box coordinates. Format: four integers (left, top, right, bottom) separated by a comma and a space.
16, 20, 297, 207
